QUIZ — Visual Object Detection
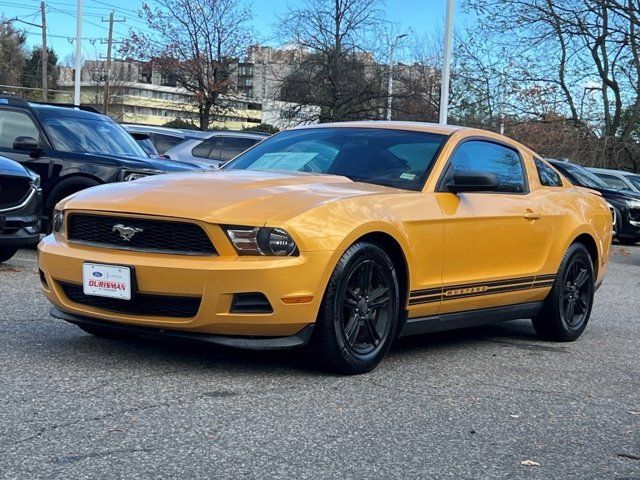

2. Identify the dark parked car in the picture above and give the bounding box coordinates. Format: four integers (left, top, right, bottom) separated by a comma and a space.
549, 160, 640, 245
0, 96, 198, 230
0, 155, 42, 262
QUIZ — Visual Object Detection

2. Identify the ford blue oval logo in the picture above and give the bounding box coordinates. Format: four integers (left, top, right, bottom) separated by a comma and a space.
92, 272, 103, 278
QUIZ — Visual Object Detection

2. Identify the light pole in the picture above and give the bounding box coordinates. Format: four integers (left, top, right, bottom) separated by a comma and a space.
73, 0, 83, 106
386, 33, 408, 121
439, 0, 454, 124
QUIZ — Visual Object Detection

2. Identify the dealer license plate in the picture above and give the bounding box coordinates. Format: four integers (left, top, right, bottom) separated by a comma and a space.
82, 263, 132, 300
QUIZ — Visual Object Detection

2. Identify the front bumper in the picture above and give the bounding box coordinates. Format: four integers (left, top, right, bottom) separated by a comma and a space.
0, 188, 42, 247
51, 308, 315, 349
38, 234, 335, 337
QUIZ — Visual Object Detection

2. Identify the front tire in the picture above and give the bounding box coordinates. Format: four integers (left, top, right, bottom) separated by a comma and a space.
0, 247, 18, 263
310, 242, 400, 375
532, 243, 595, 341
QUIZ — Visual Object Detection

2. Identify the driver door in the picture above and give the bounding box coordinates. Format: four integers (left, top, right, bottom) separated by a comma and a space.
436, 139, 554, 314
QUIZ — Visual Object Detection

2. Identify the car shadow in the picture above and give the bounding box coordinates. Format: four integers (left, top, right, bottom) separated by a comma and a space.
56, 318, 555, 376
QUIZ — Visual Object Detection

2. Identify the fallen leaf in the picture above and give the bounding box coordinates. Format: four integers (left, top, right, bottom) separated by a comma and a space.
628, 411, 640, 415
617, 452, 640, 461
510, 415, 519, 418
521, 460, 540, 467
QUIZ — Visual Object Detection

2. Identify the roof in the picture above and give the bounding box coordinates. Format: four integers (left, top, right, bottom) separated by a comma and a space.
29, 103, 109, 121
121, 124, 188, 138
291, 120, 465, 135
589, 166, 638, 177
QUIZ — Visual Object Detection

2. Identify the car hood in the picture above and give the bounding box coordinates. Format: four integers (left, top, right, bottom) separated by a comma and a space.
63, 170, 398, 224
64, 152, 200, 172
0, 156, 30, 177
592, 186, 640, 202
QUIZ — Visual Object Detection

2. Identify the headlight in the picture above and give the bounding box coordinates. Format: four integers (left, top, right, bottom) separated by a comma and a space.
52, 209, 65, 236
28, 172, 41, 189
225, 226, 298, 256
121, 169, 164, 181
625, 199, 640, 209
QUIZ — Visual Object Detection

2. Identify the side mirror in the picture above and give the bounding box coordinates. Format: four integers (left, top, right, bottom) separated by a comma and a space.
447, 171, 499, 193
13, 136, 42, 157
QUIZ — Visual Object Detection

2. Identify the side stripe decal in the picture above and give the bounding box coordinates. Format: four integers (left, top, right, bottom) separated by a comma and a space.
409, 274, 556, 306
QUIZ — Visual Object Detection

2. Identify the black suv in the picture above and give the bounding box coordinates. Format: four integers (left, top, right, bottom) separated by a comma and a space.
549, 159, 640, 245
0, 96, 198, 229
0, 155, 42, 262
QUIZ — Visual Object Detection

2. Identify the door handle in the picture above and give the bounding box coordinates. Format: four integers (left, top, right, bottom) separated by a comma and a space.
524, 211, 542, 220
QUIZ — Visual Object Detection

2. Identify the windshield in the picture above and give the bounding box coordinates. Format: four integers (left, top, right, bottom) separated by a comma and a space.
42, 116, 147, 157
224, 128, 447, 191
624, 174, 640, 191
557, 162, 608, 189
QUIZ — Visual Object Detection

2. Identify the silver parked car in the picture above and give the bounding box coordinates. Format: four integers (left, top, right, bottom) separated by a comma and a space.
589, 167, 640, 193
121, 124, 189, 154
164, 131, 269, 168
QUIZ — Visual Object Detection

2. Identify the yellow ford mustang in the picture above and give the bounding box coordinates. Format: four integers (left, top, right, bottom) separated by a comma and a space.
38, 122, 612, 374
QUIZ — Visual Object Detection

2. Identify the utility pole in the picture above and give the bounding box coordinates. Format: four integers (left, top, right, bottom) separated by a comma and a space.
101, 12, 125, 115
40, 1, 48, 101
386, 33, 408, 121
73, 0, 82, 106
439, 0, 454, 124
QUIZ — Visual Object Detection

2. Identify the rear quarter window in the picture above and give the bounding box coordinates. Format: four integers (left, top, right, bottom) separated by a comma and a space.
535, 158, 563, 187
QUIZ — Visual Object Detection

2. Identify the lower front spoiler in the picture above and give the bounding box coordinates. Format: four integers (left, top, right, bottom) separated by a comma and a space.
50, 307, 315, 351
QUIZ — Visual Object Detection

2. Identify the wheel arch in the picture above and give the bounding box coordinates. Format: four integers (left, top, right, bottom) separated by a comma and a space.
45, 174, 103, 211
355, 231, 410, 312
571, 232, 599, 278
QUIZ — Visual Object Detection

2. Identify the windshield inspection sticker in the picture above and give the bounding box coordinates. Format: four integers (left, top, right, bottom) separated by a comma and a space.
249, 152, 318, 171
400, 173, 416, 180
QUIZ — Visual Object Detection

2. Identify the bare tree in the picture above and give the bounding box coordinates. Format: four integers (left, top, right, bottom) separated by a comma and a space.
120, 0, 253, 130
277, 0, 388, 122
466, 0, 640, 170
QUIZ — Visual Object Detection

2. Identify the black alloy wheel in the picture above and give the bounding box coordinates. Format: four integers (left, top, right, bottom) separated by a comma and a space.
533, 242, 594, 341
560, 256, 592, 331
340, 259, 394, 356
311, 242, 400, 374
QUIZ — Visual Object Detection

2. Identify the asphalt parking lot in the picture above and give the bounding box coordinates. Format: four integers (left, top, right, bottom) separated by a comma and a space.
1, 246, 638, 479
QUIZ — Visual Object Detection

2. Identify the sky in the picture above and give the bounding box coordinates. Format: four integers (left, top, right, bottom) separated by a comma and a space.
0, 0, 470, 64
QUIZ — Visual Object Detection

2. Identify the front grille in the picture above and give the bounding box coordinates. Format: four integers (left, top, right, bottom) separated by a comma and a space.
629, 208, 640, 224
68, 214, 216, 255
0, 176, 31, 209
60, 282, 201, 318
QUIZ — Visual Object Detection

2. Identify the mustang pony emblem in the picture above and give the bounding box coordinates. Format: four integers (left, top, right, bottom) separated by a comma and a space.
112, 224, 143, 241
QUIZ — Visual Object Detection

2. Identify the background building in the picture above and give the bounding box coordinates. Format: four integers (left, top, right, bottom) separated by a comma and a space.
55, 60, 263, 129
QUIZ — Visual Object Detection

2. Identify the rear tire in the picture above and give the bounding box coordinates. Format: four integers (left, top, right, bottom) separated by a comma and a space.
532, 243, 594, 341
617, 237, 639, 246
310, 242, 400, 375
0, 247, 18, 263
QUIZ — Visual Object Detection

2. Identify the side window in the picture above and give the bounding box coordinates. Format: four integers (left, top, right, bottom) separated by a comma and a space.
535, 157, 563, 187
0, 110, 41, 149
153, 134, 184, 154
219, 137, 259, 161
191, 137, 222, 159
446, 140, 526, 193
